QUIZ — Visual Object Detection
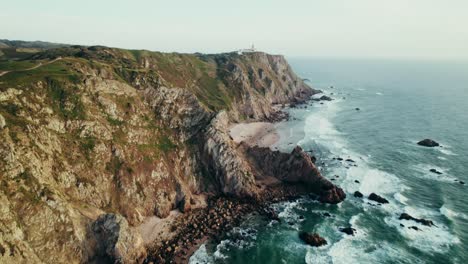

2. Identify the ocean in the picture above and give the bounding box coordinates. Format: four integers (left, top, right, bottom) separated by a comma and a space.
190, 58, 468, 264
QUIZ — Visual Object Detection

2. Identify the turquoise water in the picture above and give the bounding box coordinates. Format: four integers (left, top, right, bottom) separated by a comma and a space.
190, 59, 468, 264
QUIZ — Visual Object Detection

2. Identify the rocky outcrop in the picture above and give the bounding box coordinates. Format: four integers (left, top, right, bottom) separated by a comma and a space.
243, 145, 345, 204
319, 95, 333, 101
339, 226, 356, 236
212, 52, 317, 121
354, 191, 363, 198
399, 213, 434, 226
91, 214, 147, 263
202, 112, 259, 197
143, 86, 212, 141
299, 232, 327, 247
417, 139, 440, 147
368, 193, 389, 204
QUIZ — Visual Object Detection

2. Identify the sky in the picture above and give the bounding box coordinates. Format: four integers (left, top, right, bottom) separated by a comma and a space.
1, 0, 468, 59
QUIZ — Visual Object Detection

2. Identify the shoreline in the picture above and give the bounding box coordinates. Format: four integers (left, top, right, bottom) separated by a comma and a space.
144, 183, 312, 263
143, 94, 333, 263
229, 122, 280, 148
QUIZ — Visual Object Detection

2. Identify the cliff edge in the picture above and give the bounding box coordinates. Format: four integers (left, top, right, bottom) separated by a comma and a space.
0, 45, 343, 263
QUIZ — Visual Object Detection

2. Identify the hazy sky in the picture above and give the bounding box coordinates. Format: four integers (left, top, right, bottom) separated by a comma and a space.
2, 0, 468, 58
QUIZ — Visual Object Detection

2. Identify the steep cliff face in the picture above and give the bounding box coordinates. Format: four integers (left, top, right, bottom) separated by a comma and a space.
0, 46, 335, 263
243, 145, 346, 203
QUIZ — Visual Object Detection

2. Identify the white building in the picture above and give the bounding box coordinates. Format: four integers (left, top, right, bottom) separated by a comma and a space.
237, 44, 256, 55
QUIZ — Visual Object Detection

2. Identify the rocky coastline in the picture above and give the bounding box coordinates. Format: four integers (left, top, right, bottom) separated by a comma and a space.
145, 183, 313, 263
0, 44, 346, 264
144, 94, 346, 263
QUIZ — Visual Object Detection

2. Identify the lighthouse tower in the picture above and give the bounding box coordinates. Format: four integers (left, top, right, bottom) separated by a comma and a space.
237, 44, 257, 54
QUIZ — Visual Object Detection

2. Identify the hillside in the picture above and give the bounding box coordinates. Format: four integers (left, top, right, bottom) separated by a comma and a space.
0, 44, 344, 263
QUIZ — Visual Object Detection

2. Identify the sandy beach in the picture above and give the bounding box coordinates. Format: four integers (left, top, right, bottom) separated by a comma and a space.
229, 122, 279, 148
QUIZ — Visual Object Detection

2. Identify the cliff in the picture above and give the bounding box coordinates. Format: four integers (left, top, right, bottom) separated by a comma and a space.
0, 45, 343, 263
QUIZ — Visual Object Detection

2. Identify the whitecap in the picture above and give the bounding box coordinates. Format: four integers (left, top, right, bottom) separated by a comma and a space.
412, 164, 457, 183
438, 147, 457, 156
385, 206, 460, 254
189, 244, 214, 264
440, 204, 468, 221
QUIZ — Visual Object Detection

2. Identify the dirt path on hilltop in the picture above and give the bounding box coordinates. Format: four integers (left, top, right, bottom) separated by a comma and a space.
0, 57, 62, 77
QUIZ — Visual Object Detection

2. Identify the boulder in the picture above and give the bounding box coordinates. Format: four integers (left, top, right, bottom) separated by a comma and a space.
91, 214, 147, 264
417, 139, 439, 147
399, 213, 434, 226
368, 193, 389, 204
319, 95, 333, 101
299, 232, 327, 247
339, 227, 356, 236
429, 169, 442, 175
354, 191, 363, 198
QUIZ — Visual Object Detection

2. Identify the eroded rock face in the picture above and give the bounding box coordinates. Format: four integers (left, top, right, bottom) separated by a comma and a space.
91, 214, 147, 264
243, 145, 345, 204
214, 52, 317, 121
143, 86, 212, 141
203, 112, 259, 197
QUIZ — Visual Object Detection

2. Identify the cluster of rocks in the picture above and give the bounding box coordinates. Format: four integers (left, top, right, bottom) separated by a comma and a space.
417, 139, 465, 185
311, 95, 333, 102
145, 184, 311, 263
353, 191, 389, 204
399, 213, 434, 227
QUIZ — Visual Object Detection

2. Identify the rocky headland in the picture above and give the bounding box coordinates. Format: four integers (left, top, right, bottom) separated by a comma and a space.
0, 43, 345, 263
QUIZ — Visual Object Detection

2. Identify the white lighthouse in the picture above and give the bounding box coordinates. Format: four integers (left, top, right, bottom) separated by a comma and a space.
237, 44, 257, 54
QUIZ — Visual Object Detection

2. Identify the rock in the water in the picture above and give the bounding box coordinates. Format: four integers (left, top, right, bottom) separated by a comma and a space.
417, 139, 440, 147
460, 181, 465, 185
355, 108, 360, 111
91, 214, 147, 263
368, 193, 389, 204
429, 169, 442, 175
299, 232, 327, 247
354, 191, 363, 198
339, 227, 356, 235
320, 95, 333, 101
354, 180, 360, 183
399, 213, 434, 226
409, 226, 420, 231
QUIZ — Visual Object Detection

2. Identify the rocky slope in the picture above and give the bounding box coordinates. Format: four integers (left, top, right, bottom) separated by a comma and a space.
0, 45, 343, 263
